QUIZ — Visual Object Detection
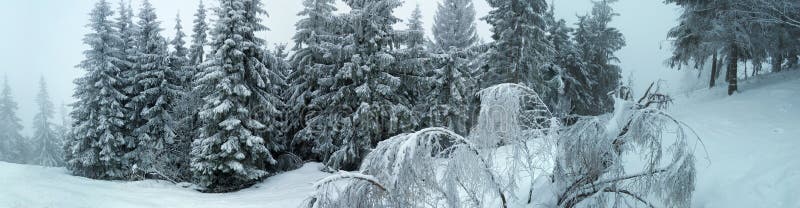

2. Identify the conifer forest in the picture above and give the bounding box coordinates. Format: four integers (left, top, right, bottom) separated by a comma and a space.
1, 0, 799, 207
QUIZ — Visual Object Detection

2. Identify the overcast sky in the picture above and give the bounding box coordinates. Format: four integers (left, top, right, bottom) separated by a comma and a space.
0, 0, 681, 135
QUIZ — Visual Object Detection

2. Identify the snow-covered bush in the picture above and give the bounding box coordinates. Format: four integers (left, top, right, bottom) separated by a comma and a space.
552, 83, 697, 208
304, 127, 505, 208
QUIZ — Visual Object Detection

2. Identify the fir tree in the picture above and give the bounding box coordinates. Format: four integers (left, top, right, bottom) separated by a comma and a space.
67, 0, 130, 179
170, 13, 191, 88
0, 77, 26, 164
573, 0, 626, 115
287, 0, 339, 160
319, 0, 417, 171
191, 0, 284, 191
124, 0, 180, 176
432, 0, 479, 50
423, 49, 474, 135
189, 0, 209, 66
31, 77, 64, 167
482, 0, 556, 99
546, 15, 583, 118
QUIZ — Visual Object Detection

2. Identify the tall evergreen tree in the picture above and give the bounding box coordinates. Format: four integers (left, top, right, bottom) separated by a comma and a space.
116, 0, 137, 86
0, 77, 26, 164
432, 0, 479, 50
125, 0, 180, 176
406, 4, 425, 48
544, 5, 589, 118
189, 0, 209, 66
31, 77, 64, 167
482, 0, 556, 97
573, 0, 625, 115
67, 0, 130, 179
287, 0, 339, 160
191, 0, 284, 191
170, 13, 191, 88
423, 49, 474, 135
317, 0, 417, 171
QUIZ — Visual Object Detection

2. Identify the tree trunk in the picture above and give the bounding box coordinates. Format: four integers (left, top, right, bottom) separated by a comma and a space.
710, 52, 718, 88
726, 48, 739, 95
772, 54, 783, 73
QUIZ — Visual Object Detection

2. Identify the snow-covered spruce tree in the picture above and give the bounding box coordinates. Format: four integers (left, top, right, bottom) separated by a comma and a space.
400, 4, 435, 133
66, 0, 130, 179
319, 0, 418, 171
665, 0, 722, 88
260, 44, 290, 167
124, 0, 180, 178
170, 1, 211, 181
153, 12, 194, 182
189, 0, 209, 66
31, 77, 64, 167
482, 0, 558, 108
573, 0, 625, 115
287, 0, 340, 160
422, 49, 475, 135
544, 5, 590, 118
191, 0, 284, 192
115, 0, 137, 93
0, 77, 28, 164
170, 13, 191, 88
432, 0, 479, 50
552, 83, 698, 208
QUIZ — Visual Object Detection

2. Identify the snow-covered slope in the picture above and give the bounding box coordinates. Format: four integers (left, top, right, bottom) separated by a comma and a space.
0, 162, 330, 208
672, 71, 800, 208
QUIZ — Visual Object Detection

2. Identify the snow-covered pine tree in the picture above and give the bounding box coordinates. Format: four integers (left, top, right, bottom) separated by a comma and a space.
189, 0, 209, 66
172, 1, 211, 180
191, 0, 284, 191
406, 4, 425, 49
318, 0, 417, 171
156, 12, 195, 182
400, 4, 433, 133
116, 0, 137, 93
0, 77, 27, 164
170, 13, 191, 88
482, 0, 557, 103
432, 0, 479, 50
67, 0, 130, 179
573, 0, 625, 115
125, 0, 180, 177
543, 5, 591, 118
423, 49, 474, 135
287, 0, 339, 160
31, 77, 64, 167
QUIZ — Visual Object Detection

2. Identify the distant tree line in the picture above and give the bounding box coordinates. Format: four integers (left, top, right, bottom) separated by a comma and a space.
0, 76, 67, 167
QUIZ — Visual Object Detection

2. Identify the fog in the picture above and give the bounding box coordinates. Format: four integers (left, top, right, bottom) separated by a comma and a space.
0, 0, 681, 135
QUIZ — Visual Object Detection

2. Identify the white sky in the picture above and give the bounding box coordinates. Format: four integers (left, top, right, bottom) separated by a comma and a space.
0, 0, 681, 134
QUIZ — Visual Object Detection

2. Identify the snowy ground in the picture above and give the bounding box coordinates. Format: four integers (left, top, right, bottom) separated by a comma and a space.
673, 71, 800, 208
1, 72, 799, 208
0, 162, 330, 208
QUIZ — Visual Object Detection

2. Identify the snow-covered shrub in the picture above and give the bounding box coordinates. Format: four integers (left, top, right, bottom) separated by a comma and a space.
304, 127, 505, 208
552, 83, 698, 208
